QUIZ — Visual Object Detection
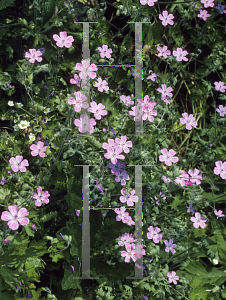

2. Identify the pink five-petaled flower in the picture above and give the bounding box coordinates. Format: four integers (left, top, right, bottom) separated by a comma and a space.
187, 168, 203, 185
147, 226, 162, 243
201, 0, 214, 8
74, 114, 96, 133
164, 239, 177, 254
190, 212, 207, 228
120, 95, 134, 107
98, 44, 113, 58
9, 156, 29, 172
133, 243, 146, 260
140, 0, 157, 6
74, 59, 98, 81
157, 45, 171, 59
214, 209, 225, 219
159, 11, 174, 26
115, 136, 132, 154
30, 141, 47, 158
87, 101, 108, 120
1, 205, 29, 230
118, 233, 135, 247
142, 102, 158, 122
214, 81, 226, 93
129, 106, 143, 122
121, 243, 136, 263
213, 161, 226, 179
68, 91, 89, 112
180, 112, 198, 130
103, 139, 117, 151
104, 146, 125, 165
25, 49, 42, 63
70, 74, 85, 87
216, 105, 226, 117
146, 70, 159, 82
197, 9, 210, 21
115, 170, 130, 186
157, 84, 173, 99
32, 187, 50, 207
53, 31, 74, 48
115, 206, 127, 221
93, 77, 109, 92
167, 271, 179, 285
120, 188, 138, 206
174, 170, 189, 187
173, 48, 189, 62
159, 148, 179, 166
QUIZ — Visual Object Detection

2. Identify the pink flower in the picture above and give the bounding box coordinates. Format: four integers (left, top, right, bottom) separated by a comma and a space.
187, 168, 202, 185
32, 187, 50, 207
157, 84, 173, 99
173, 48, 189, 62
87, 101, 108, 120
74, 114, 96, 133
32, 224, 37, 230
98, 44, 113, 58
115, 136, 132, 154
142, 102, 157, 122
1, 205, 29, 230
120, 95, 134, 107
167, 271, 179, 285
25, 49, 42, 63
74, 59, 98, 80
115, 170, 130, 185
118, 233, 135, 247
164, 239, 177, 254
214, 209, 225, 219
133, 243, 146, 260
104, 146, 125, 165
9, 156, 29, 172
129, 106, 143, 122
68, 91, 89, 112
75, 209, 80, 217
146, 70, 159, 82
147, 226, 162, 243
103, 139, 117, 151
162, 175, 172, 182
214, 81, 226, 92
213, 161, 226, 179
159, 148, 179, 166
115, 206, 127, 221
121, 243, 136, 262
197, 9, 210, 21
190, 212, 207, 228
180, 112, 198, 130
53, 31, 74, 48
108, 159, 126, 174
216, 105, 226, 117
140, 0, 157, 6
174, 170, 189, 186
159, 11, 174, 26
93, 77, 109, 92
120, 188, 138, 206
201, 0, 214, 8
0, 176, 8, 185
157, 46, 171, 59
70, 74, 85, 87
30, 141, 47, 158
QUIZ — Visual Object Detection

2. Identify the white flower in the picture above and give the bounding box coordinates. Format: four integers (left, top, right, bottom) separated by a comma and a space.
16, 102, 24, 108
8, 101, 14, 106
18, 120, 30, 129
213, 259, 219, 265
13, 124, 19, 131
28, 133, 36, 142
43, 107, 50, 114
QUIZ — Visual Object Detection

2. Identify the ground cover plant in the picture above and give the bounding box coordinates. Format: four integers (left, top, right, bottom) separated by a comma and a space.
0, 0, 226, 299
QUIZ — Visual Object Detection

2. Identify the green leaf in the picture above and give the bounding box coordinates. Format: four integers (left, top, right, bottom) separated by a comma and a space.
0, 0, 15, 10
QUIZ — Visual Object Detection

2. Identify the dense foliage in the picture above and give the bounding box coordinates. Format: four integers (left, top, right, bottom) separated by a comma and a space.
0, 0, 226, 299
